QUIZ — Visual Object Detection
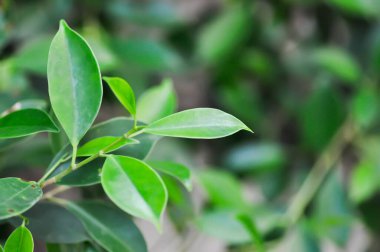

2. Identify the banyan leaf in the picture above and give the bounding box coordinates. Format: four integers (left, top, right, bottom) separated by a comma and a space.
147, 161, 192, 191
103, 77, 136, 118
144, 108, 251, 139
77, 136, 139, 157
4, 225, 34, 252
65, 201, 147, 252
0, 109, 58, 139
9, 202, 88, 243
48, 20, 102, 147
101, 155, 167, 229
136, 78, 176, 123
0, 178, 42, 220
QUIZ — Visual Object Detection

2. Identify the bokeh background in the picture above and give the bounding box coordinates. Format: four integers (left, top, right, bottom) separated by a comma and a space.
2, 0, 380, 251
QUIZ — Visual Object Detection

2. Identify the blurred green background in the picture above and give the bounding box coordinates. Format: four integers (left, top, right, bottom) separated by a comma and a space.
2, 0, 380, 251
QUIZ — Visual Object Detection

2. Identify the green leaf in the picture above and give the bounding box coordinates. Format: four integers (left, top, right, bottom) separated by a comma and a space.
103, 77, 136, 117
58, 158, 103, 187
84, 117, 159, 159
65, 201, 147, 252
197, 5, 250, 64
352, 87, 379, 128
327, 0, 380, 17
197, 170, 248, 210
196, 210, 250, 244
236, 214, 265, 252
0, 178, 42, 220
101, 155, 168, 228
0, 109, 58, 139
147, 161, 192, 191
224, 142, 286, 173
144, 108, 251, 139
310, 47, 360, 83
136, 79, 176, 123
48, 20, 102, 146
9, 202, 88, 243
77, 136, 139, 157
4, 225, 34, 252
350, 160, 380, 203
0, 245, 3, 252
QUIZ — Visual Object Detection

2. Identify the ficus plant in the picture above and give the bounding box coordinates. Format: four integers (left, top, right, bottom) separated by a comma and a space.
0, 20, 251, 251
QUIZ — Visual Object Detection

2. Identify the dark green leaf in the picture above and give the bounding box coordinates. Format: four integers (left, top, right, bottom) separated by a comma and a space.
0, 178, 42, 220
144, 108, 251, 139
65, 201, 147, 252
136, 79, 176, 123
9, 202, 88, 243
48, 20, 102, 146
101, 155, 167, 228
4, 225, 33, 252
103, 77, 136, 117
0, 109, 58, 139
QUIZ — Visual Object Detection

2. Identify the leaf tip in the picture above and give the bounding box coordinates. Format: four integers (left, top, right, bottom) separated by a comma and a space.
59, 19, 69, 29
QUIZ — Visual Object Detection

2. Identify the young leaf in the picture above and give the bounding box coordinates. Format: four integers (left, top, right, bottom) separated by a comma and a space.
101, 155, 168, 228
4, 225, 34, 252
136, 79, 177, 123
147, 161, 192, 191
48, 20, 102, 146
65, 201, 147, 252
0, 109, 58, 139
103, 77, 136, 118
144, 108, 251, 139
0, 178, 42, 220
77, 136, 139, 157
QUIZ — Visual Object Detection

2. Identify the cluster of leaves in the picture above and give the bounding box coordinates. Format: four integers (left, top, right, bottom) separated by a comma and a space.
0, 20, 250, 251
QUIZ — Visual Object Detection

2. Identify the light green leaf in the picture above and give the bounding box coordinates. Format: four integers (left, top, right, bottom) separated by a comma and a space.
103, 77, 136, 117
65, 201, 147, 252
197, 5, 250, 64
196, 210, 250, 244
136, 79, 176, 123
0, 109, 58, 139
4, 225, 34, 252
311, 47, 360, 83
0, 245, 2, 252
0, 178, 42, 220
144, 108, 251, 139
48, 20, 102, 146
350, 160, 380, 203
197, 169, 248, 210
101, 155, 168, 228
147, 161, 192, 191
77, 136, 139, 157
236, 214, 265, 252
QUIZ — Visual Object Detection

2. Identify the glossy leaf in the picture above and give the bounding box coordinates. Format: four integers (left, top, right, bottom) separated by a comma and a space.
9, 202, 88, 243
136, 79, 176, 123
103, 77, 136, 117
144, 108, 251, 139
84, 117, 159, 159
77, 136, 139, 157
0, 178, 42, 220
65, 201, 147, 252
0, 109, 58, 139
101, 155, 168, 228
48, 20, 102, 146
147, 161, 192, 191
4, 225, 34, 252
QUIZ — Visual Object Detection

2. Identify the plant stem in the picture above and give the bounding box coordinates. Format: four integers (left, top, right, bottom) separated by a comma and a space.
42, 185, 70, 200
71, 144, 77, 169
40, 128, 144, 187
286, 116, 357, 225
